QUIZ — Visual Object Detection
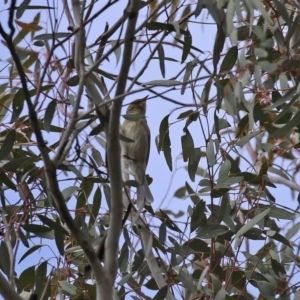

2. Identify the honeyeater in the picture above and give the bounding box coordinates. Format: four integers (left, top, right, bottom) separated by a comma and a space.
121, 98, 154, 207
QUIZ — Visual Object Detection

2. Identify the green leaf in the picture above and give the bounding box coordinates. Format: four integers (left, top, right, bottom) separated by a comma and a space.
18, 227, 29, 248
19, 245, 43, 263
237, 26, 251, 41
145, 22, 188, 35
11, 85, 54, 121
182, 30, 192, 63
16, 0, 31, 19
33, 40, 45, 47
273, 0, 291, 27
212, 118, 231, 134
153, 285, 168, 300
267, 231, 292, 248
18, 265, 35, 292
157, 44, 165, 78
0, 242, 10, 277
236, 130, 263, 146
268, 87, 296, 109
157, 114, 172, 171
213, 25, 226, 73
270, 110, 300, 138
76, 178, 94, 210
226, 0, 235, 35
215, 288, 226, 300
197, 224, 228, 239
62, 186, 78, 201
34, 32, 70, 40
38, 121, 64, 133
110, 40, 121, 66
268, 166, 289, 180
159, 222, 166, 245
271, 258, 286, 277
206, 2, 225, 24
181, 59, 197, 95
186, 182, 201, 205
89, 123, 105, 136
179, 270, 197, 295
211, 273, 222, 295
91, 148, 103, 167
158, 210, 182, 233
54, 224, 65, 256
194, 0, 203, 18
177, 110, 194, 120
183, 111, 199, 130
3, 157, 38, 172
37, 215, 69, 235
181, 130, 194, 162
0, 129, 15, 160
191, 200, 207, 232
207, 139, 215, 166
236, 209, 270, 238
66, 75, 79, 86
268, 206, 294, 220
89, 186, 101, 226
152, 56, 179, 63
216, 160, 231, 189
143, 80, 181, 86
59, 281, 77, 295
44, 100, 56, 132
119, 242, 129, 273
23, 224, 52, 234
59, 161, 83, 180
219, 46, 238, 73
174, 186, 186, 198
286, 222, 300, 240
188, 148, 201, 182
11, 89, 25, 121
35, 261, 48, 298
186, 238, 210, 254
230, 270, 247, 290
174, 37, 204, 54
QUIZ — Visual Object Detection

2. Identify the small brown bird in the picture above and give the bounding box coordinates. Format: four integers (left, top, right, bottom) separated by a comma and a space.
121, 98, 154, 207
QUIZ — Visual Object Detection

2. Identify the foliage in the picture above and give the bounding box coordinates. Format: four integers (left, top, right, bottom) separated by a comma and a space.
0, 0, 300, 299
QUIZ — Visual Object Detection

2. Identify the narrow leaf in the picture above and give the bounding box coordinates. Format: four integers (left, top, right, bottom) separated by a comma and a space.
216, 160, 231, 189
17, 0, 31, 19
19, 245, 43, 263
207, 139, 215, 166
182, 30, 192, 63
236, 209, 270, 238
153, 285, 168, 300
213, 25, 226, 73
219, 46, 238, 73
0, 129, 16, 160
34, 32, 70, 40
157, 44, 165, 78
59, 281, 77, 295
270, 110, 300, 138
44, 100, 56, 132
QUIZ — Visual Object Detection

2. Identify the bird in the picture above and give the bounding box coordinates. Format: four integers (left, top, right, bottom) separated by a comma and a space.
120, 98, 154, 208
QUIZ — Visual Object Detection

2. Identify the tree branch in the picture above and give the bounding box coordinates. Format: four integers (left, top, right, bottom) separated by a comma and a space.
105, 0, 140, 286
0, 272, 23, 300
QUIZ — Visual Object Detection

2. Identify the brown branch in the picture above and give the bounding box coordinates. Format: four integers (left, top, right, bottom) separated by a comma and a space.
105, 0, 140, 285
